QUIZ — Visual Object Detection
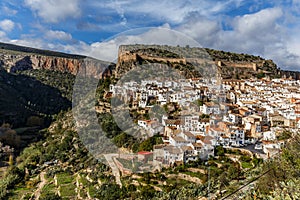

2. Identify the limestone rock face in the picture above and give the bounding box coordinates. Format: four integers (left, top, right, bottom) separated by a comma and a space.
0, 53, 113, 78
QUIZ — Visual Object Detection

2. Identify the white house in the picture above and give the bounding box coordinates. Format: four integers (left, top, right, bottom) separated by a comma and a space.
201, 102, 220, 115
263, 131, 276, 141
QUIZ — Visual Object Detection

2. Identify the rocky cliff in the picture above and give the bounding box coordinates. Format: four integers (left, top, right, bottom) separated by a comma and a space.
0, 43, 113, 78
1, 42, 299, 80
115, 44, 300, 80
115, 45, 206, 78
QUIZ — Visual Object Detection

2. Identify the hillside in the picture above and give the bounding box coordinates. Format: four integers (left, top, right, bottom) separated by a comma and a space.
0, 42, 299, 80
6, 109, 300, 200
116, 44, 300, 80
0, 68, 71, 128
1, 42, 300, 199
0, 42, 85, 59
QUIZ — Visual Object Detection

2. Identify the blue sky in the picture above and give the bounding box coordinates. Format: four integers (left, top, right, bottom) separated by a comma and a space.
0, 0, 300, 70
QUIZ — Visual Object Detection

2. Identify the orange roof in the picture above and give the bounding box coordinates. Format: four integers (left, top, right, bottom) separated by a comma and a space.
138, 151, 153, 155
192, 143, 203, 148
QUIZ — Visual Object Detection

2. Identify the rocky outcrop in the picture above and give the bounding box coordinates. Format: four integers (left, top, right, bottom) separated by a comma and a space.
1, 43, 299, 80
115, 46, 201, 78
0, 53, 113, 78
279, 70, 300, 80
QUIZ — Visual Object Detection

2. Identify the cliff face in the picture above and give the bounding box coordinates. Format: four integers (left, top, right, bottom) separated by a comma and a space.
0, 53, 113, 78
115, 45, 299, 80
279, 70, 300, 80
1, 43, 299, 80
115, 46, 202, 78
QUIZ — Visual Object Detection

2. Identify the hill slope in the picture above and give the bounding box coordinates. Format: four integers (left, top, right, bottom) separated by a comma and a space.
1, 43, 300, 199
0, 68, 72, 127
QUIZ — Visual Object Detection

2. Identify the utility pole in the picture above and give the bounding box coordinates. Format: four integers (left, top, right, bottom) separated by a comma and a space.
206, 161, 210, 200
208, 165, 210, 200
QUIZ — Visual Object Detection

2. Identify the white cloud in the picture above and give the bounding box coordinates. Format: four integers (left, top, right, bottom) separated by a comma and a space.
217, 7, 299, 69
218, 8, 283, 53
3, 1, 300, 71
24, 0, 81, 23
9, 38, 48, 49
176, 17, 220, 47
233, 7, 283, 36
172, 7, 300, 71
60, 26, 201, 62
0, 31, 7, 39
0, 19, 15, 32
1, 6, 17, 15
45, 30, 72, 41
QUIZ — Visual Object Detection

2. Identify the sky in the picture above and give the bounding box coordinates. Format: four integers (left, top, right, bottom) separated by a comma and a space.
0, 0, 300, 70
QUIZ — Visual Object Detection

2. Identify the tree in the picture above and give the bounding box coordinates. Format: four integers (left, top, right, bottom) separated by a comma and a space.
138, 135, 162, 152
227, 164, 240, 180
40, 192, 62, 200
219, 173, 229, 188
256, 72, 265, 79
96, 183, 123, 200
140, 185, 156, 199
215, 146, 225, 156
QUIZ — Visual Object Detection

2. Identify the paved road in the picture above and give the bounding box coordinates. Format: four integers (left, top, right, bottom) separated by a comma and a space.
103, 154, 122, 186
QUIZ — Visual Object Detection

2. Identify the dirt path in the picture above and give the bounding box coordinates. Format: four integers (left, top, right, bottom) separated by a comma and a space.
33, 171, 46, 200
104, 154, 122, 186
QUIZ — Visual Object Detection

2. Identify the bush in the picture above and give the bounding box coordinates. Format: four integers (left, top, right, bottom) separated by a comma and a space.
240, 155, 252, 162
215, 146, 225, 156
40, 192, 61, 200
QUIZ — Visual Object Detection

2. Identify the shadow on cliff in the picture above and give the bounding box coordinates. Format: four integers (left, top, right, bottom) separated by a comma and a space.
10, 56, 33, 73
0, 68, 71, 128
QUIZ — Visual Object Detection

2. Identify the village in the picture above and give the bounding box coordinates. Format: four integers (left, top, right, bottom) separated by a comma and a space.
109, 76, 300, 170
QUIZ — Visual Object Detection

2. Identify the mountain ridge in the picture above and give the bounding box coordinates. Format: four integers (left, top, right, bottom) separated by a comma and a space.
0, 42, 86, 59
0, 41, 300, 79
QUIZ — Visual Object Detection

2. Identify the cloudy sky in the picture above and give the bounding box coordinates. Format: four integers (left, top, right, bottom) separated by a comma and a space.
0, 0, 300, 70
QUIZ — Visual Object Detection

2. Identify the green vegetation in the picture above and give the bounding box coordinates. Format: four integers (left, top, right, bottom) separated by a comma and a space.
276, 130, 292, 141
1, 43, 300, 199
18, 69, 75, 101
0, 111, 112, 199
205, 48, 265, 62
251, 135, 300, 199
256, 72, 265, 79
138, 134, 163, 151
99, 112, 163, 152
0, 68, 71, 127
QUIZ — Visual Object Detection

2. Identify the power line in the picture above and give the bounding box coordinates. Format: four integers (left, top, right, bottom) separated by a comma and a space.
220, 168, 272, 200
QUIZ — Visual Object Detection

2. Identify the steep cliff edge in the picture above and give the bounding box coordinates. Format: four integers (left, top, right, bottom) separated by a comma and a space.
115, 44, 300, 80
0, 42, 113, 78
1, 42, 299, 80
0, 43, 114, 128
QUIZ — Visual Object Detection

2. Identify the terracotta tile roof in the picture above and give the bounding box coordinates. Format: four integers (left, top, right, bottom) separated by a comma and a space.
164, 145, 183, 154
154, 144, 166, 149
181, 146, 193, 151
192, 143, 203, 148
172, 136, 187, 142
164, 119, 184, 125
202, 136, 214, 144
183, 131, 196, 138
138, 151, 153, 155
